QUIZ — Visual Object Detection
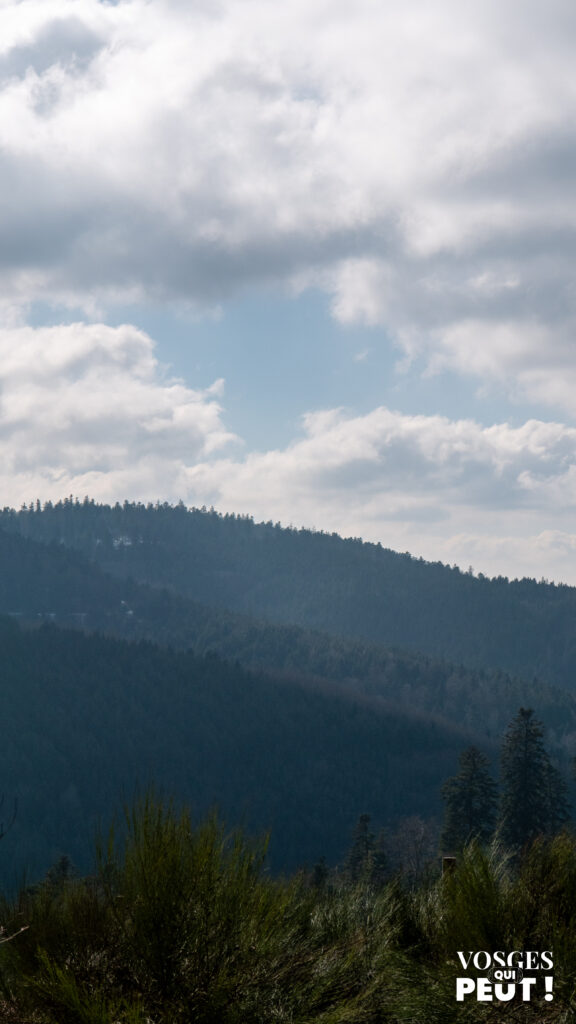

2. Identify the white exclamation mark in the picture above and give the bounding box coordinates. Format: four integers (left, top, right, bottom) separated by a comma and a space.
544, 976, 554, 1001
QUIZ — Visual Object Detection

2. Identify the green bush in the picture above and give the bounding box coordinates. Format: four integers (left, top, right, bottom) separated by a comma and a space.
0, 802, 572, 1023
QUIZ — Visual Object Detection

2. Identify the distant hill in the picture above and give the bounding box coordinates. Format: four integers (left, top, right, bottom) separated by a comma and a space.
2, 498, 575, 880
4, 498, 576, 691
0, 521, 573, 747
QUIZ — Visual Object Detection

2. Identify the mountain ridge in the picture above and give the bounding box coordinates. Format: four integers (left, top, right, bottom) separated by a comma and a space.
3, 497, 576, 690
1, 497, 573, 880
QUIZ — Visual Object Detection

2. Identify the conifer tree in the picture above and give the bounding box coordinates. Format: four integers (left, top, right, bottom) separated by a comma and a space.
311, 856, 329, 890
369, 830, 389, 887
346, 813, 374, 882
497, 707, 569, 850
441, 746, 497, 851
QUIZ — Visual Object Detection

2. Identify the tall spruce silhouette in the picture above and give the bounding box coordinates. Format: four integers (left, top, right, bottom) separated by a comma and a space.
346, 814, 374, 882
497, 707, 569, 849
441, 746, 497, 851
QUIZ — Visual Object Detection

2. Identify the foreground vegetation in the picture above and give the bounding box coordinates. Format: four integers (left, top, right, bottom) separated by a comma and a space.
0, 798, 574, 1023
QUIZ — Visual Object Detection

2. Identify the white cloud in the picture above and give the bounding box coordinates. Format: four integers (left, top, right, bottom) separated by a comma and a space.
0, 0, 576, 412
3, 317, 576, 582
0, 322, 236, 504
183, 405, 576, 582
3, 0, 576, 579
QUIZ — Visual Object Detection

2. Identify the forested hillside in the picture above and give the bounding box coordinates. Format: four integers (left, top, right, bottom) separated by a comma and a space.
0, 521, 574, 746
1, 497, 575, 883
0, 615, 470, 880
3, 498, 576, 691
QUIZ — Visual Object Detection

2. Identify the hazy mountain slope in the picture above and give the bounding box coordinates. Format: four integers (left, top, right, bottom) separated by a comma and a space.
2, 501, 574, 882
4, 498, 576, 691
0, 615, 473, 881
0, 524, 574, 746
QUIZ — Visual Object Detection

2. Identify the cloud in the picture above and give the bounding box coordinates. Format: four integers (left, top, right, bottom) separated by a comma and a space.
1, 0, 576, 411
0, 14, 105, 80
182, 404, 576, 582
3, 0, 576, 575
0, 322, 237, 504
3, 317, 576, 582
188, 405, 576, 515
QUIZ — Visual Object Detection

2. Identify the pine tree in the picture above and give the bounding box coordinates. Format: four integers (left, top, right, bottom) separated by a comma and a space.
441, 746, 497, 851
346, 813, 374, 882
497, 707, 569, 850
311, 856, 329, 890
369, 830, 389, 887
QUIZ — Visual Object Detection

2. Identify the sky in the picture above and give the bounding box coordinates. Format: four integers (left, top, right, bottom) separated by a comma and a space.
2, 0, 576, 582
